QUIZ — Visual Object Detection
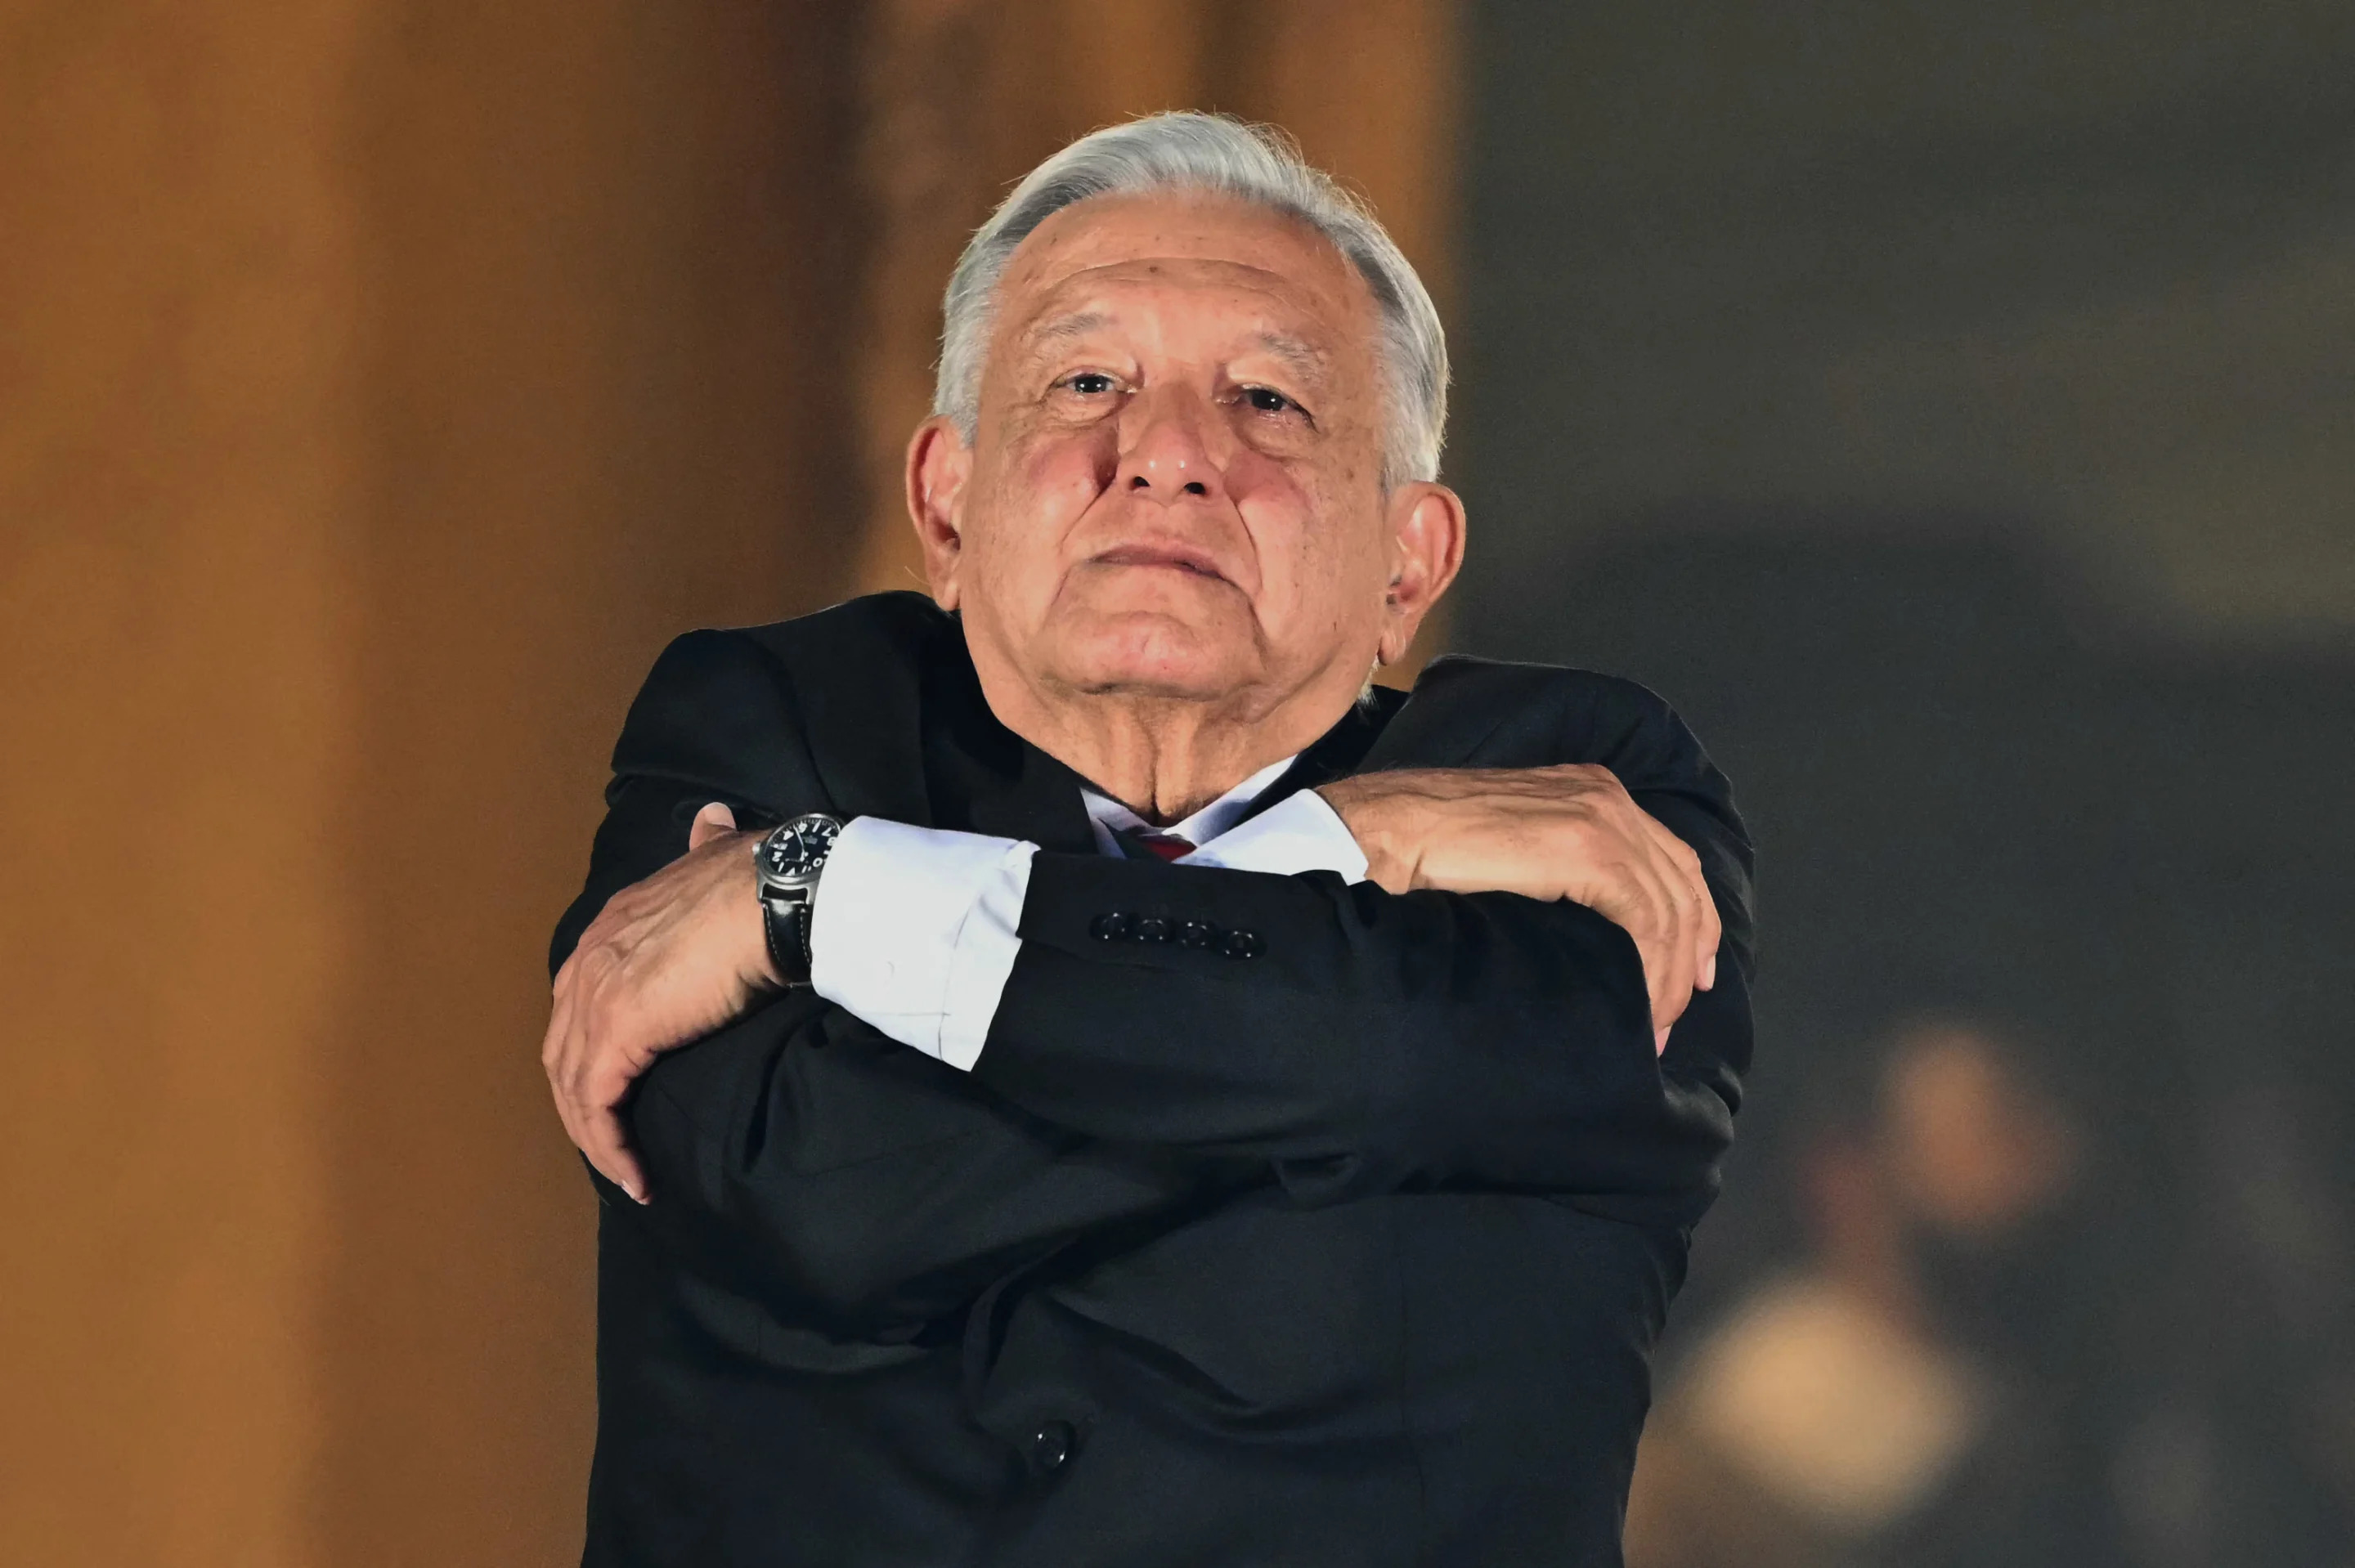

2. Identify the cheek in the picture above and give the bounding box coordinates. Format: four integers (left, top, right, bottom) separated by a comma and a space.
1016, 422, 1115, 500
973, 431, 1112, 594
1229, 456, 1385, 614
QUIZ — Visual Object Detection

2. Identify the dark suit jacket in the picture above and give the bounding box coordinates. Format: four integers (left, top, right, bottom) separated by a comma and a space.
551, 592, 1755, 1567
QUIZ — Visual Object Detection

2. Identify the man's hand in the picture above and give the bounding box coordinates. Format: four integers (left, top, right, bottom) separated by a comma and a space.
541, 803, 778, 1202
1317, 766, 1719, 1052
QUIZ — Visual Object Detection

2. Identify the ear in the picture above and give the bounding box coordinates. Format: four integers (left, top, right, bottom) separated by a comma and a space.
906, 416, 975, 610
1374, 482, 1467, 667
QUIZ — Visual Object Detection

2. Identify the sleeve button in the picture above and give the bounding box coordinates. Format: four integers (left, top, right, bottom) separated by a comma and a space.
1032, 1419, 1075, 1473
1089, 912, 1133, 942
1177, 918, 1221, 949
1220, 929, 1264, 960
1133, 915, 1173, 943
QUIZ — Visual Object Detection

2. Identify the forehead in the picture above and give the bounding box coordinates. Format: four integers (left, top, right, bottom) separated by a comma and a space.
993, 191, 1378, 360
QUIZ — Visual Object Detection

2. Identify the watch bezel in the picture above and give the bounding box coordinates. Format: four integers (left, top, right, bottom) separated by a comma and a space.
756, 812, 843, 893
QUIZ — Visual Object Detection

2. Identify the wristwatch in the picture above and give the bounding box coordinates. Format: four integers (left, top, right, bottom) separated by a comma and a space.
754, 813, 846, 986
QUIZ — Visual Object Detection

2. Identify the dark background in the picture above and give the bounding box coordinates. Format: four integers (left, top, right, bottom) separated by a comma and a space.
1456, 5, 2355, 1561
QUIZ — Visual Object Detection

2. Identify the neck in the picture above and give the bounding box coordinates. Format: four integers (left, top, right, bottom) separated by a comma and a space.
978, 670, 1352, 827
1053, 701, 1304, 824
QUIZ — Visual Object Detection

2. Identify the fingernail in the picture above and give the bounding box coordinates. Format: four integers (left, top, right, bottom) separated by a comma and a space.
1654, 1026, 1671, 1055
1702, 953, 1717, 990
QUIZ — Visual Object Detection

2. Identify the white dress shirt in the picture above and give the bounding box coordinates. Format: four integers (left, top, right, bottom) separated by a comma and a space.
807, 757, 1369, 1071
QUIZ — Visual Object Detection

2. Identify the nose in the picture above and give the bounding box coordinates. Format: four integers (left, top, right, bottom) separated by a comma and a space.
1115, 386, 1223, 504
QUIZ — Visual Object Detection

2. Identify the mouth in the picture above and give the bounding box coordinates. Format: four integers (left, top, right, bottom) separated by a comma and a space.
1088, 542, 1229, 582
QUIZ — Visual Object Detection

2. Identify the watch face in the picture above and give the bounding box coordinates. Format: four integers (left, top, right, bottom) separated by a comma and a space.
759, 813, 841, 885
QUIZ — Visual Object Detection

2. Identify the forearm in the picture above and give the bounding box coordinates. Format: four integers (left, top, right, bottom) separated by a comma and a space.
972, 853, 1747, 1217
619, 989, 1227, 1336
805, 790, 1367, 1070
803, 720, 1751, 1212
555, 780, 1234, 1333
585, 825, 1729, 1331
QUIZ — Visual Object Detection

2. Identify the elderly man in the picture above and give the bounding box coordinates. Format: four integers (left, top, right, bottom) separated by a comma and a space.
545, 114, 1752, 1566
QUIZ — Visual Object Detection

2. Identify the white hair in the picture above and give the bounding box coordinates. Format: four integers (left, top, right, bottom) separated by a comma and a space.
933, 112, 1449, 487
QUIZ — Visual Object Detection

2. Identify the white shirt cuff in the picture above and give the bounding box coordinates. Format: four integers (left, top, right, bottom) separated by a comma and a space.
1176, 787, 1368, 882
807, 816, 1036, 1072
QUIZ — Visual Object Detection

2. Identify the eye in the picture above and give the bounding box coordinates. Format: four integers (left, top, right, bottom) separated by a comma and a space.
1241, 385, 1300, 416
1063, 371, 1117, 396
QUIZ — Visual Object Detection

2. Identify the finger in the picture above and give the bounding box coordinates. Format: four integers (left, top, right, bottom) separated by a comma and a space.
1651, 916, 1696, 1033
689, 800, 738, 851
1627, 855, 1692, 1036
1697, 888, 1722, 992
1641, 848, 1699, 1033
541, 983, 587, 1149
1572, 827, 1686, 1033
540, 974, 574, 1076
546, 995, 598, 1162
544, 956, 599, 1117
581, 1108, 648, 1203
1666, 836, 1720, 991
1636, 813, 1716, 997
569, 1050, 650, 1203
550, 974, 651, 1203
1667, 847, 1705, 993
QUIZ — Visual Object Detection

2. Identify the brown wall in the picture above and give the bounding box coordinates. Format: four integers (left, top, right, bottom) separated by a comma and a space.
1, 3, 1455, 1561
4, 7, 367, 1557
312, 7, 868, 1563
2, 3, 865, 1562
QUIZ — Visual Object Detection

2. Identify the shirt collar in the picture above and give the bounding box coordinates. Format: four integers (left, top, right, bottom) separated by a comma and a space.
1079, 754, 1300, 856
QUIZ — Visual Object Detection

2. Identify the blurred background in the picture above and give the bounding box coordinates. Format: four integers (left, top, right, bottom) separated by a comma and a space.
4, 2, 2349, 1563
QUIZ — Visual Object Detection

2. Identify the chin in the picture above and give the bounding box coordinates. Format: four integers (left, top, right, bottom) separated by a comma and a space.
1052, 609, 1251, 700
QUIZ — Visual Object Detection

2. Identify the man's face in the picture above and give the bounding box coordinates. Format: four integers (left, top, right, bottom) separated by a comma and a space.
913, 192, 1451, 722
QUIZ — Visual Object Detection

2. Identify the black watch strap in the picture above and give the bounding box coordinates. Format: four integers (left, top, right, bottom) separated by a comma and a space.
754, 812, 844, 988
762, 893, 814, 987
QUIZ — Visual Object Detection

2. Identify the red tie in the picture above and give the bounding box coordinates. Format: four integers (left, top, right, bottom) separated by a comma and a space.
1124, 829, 1195, 862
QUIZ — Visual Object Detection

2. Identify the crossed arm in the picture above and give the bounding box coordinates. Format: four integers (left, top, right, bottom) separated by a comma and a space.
541, 640, 1752, 1333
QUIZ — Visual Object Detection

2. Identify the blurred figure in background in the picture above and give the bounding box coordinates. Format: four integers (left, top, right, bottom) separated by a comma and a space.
1626, 1018, 2104, 1568
1463, 519, 2355, 1565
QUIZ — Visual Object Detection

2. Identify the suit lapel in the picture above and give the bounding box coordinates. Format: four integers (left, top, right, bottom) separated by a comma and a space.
769, 595, 940, 828
918, 617, 1098, 856
1228, 683, 1409, 827
1354, 656, 1525, 773
1240, 656, 1536, 823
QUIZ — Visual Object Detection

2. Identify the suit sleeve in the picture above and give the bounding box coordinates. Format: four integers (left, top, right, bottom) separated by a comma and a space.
553, 629, 1227, 1340
971, 674, 1755, 1226
558, 634, 1751, 1343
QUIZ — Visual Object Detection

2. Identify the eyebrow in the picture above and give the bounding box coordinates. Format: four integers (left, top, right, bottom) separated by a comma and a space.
1248, 330, 1331, 383
1024, 310, 1113, 348
1015, 313, 1334, 384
